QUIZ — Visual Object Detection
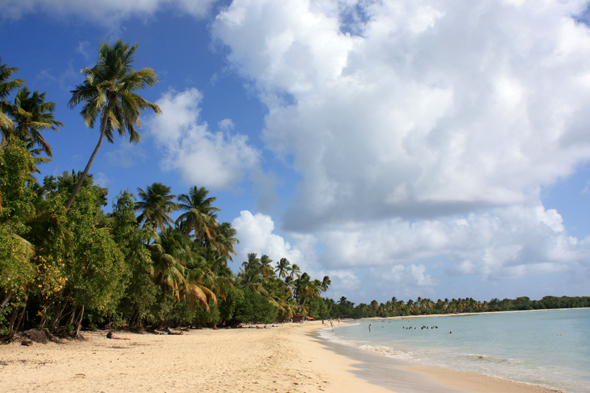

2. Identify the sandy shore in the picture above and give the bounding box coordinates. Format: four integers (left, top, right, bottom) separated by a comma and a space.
0, 322, 562, 393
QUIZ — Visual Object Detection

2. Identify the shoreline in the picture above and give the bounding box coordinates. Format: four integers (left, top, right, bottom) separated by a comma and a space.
311, 320, 567, 393
0, 321, 567, 393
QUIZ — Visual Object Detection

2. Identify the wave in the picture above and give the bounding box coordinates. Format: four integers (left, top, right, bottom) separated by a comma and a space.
317, 327, 587, 393
463, 353, 522, 365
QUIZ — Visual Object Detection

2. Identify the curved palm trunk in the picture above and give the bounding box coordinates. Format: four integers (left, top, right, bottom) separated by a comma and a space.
64, 112, 108, 211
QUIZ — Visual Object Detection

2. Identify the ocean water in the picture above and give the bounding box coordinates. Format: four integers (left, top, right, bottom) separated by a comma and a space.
319, 309, 590, 393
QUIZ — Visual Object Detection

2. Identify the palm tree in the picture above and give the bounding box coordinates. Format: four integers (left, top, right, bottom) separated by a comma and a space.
135, 182, 177, 232
320, 276, 331, 292
0, 57, 25, 131
5, 87, 62, 156
241, 253, 261, 272
176, 186, 220, 240
260, 254, 274, 278
275, 257, 291, 279
289, 263, 301, 279
24, 138, 51, 173
206, 221, 239, 262
65, 39, 161, 211
238, 265, 267, 296
294, 272, 320, 303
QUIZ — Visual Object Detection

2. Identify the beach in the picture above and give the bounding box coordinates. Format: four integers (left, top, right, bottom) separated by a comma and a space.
0, 321, 562, 393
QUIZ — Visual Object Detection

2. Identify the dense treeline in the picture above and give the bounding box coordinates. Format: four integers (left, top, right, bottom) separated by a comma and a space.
0, 43, 332, 341
328, 295, 590, 319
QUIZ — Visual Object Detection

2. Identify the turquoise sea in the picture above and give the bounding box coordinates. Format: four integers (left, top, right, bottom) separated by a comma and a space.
318, 308, 590, 393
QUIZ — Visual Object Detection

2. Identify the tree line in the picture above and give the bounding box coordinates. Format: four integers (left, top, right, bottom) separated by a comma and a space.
0, 41, 333, 341
330, 295, 590, 319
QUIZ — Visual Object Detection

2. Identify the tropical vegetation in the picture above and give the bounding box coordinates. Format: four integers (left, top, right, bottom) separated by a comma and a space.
1, 44, 588, 342
0, 44, 331, 341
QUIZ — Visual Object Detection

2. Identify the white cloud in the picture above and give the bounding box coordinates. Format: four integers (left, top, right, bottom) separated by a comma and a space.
218, 118, 235, 131
149, 88, 260, 189
213, 0, 590, 228
213, 0, 590, 289
230, 210, 362, 298
318, 204, 589, 280
231, 210, 311, 268
76, 41, 92, 59
229, 204, 590, 302
0, 0, 217, 24
92, 172, 110, 187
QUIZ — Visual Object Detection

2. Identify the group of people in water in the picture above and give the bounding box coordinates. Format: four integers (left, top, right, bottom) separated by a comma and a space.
366, 322, 449, 333
322, 317, 342, 327
403, 325, 439, 330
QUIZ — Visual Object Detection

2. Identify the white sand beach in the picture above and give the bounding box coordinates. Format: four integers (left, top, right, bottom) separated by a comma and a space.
0, 321, 562, 393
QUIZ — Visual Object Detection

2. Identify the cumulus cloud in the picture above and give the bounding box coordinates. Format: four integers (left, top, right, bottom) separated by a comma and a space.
214, 0, 590, 228
231, 210, 313, 268
213, 0, 590, 290
231, 210, 362, 297
319, 204, 589, 279
0, 0, 216, 24
149, 88, 260, 189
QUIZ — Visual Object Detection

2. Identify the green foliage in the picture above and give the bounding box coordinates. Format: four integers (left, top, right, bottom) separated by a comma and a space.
0, 138, 36, 229
0, 139, 37, 334
111, 191, 158, 327
54, 183, 127, 323
218, 285, 245, 323
308, 297, 332, 320
0, 223, 36, 299
234, 290, 278, 324
192, 302, 221, 326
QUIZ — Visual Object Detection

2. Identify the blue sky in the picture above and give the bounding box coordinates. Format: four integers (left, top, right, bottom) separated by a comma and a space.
2, 0, 590, 304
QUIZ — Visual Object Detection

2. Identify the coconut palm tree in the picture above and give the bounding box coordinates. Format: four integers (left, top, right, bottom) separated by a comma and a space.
260, 254, 274, 278
289, 263, 301, 279
294, 272, 320, 303
65, 39, 161, 211
135, 182, 177, 232
5, 87, 62, 157
275, 257, 291, 279
176, 186, 220, 240
241, 253, 261, 272
0, 57, 25, 131
24, 138, 51, 173
206, 221, 239, 262
238, 265, 267, 296
320, 275, 331, 292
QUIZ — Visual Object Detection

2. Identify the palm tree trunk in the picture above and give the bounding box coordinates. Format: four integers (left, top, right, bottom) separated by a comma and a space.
74, 305, 85, 338
0, 290, 14, 312
64, 113, 108, 211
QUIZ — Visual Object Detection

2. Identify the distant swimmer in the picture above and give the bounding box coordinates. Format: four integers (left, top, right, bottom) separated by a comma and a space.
369, 324, 372, 332
450, 331, 452, 334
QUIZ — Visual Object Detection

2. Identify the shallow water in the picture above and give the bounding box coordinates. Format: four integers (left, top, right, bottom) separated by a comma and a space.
318, 309, 590, 393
